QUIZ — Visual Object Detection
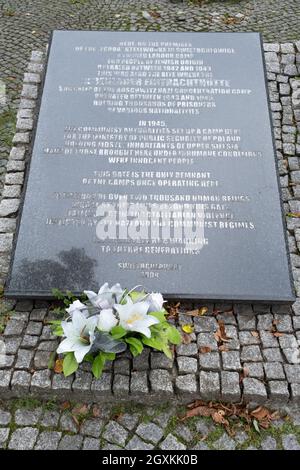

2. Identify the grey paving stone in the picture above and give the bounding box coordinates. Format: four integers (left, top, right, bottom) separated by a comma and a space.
103, 421, 128, 448
15, 407, 42, 426
0, 428, 9, 449
257, 314, 274, 330
199, 371, 220, 400
243, 378, 267, 403
193, 316, 218, 333
117, 413, 140, 431
11, 370, 30, 392
136, 422, 164, 444
237, 314, 256, 331
177, 356, 198, 373
176, 343, 198, 356
0, 410, 11, 426
222, 351, 242, 370
274, 314, 293, 332
241, 345, 263, 362
82, 437, 101, 450
194, 420, 211, 436
73, 370, 92, 392
282, 434, 300, 450
25, 321, 43, 336
59, 413, 78, 433
58, 435, 83, 450
259, 331, 278, 348
126, 435, 154, 450
151, 352, 173, 370
35, 431, 62, 450
153, 408, 176, 429
80, 418, 104, 438
159, 433, 186, 450
291, 383, 300, 403
31, 369, 51, 393
263, 348, 283, 362
3, 319, 26, 336
113, 373, 129, 397
261, 436, 277, 450
8, 427, 39, 450
269, 380, 290, 401
130, 371, 149, 395
284, 364, 300, 383
40, 410, 60, 428
221, 371, 241, 402
21, 335, 39, 349
278, 334, 298, 349
132, 348, 150, 370
15, 348, 34, 369
264, 362, 285, 380
199, 352, 220, 371
239, 331, 260, 345
197, 332, 218, 351
191, 442, 209, 450
175, 374, 198, 395
52, 373, 73, 393
213, 433, 236, 450
4, 337, 21, 354
150, 369, 173, 395
173, 424, 193, 443
114, 358, 131, 375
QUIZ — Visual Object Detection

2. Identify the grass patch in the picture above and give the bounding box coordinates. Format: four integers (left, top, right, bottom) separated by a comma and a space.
0, 108, 16, 147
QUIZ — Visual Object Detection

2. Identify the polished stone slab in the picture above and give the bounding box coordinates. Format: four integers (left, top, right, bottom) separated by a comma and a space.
6, 31, 295, 302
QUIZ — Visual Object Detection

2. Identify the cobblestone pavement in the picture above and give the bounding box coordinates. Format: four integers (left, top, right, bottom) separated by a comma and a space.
1, 2, 300, 451
0, 398, 300, 450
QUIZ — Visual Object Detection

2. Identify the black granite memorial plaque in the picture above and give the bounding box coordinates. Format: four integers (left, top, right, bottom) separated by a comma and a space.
6, 31, 295, 302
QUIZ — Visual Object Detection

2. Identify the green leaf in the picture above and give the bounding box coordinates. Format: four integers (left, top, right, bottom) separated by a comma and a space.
92, 353, 106, 379
102, 352, 116, 361
142, 335, 164, 351
51, 288, 65, 300
63, 352, 79, 376
125, 337, 144, 357
149, 311, 166, 322
130, 290, 147, 303
84, 354, 94, 363
110, 325, 127, 339
166, 325, 182, 345
162, 345, 173, 359
253, 419, 260, 434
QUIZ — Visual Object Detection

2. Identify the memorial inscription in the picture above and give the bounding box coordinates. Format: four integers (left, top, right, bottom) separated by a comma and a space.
6, 31, 295, 302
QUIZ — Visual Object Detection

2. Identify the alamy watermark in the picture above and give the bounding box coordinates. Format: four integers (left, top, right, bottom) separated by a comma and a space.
95, 195, 205, 253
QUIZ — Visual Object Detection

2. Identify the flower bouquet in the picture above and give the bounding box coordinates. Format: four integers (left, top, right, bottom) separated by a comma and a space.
50, 283, 181, 378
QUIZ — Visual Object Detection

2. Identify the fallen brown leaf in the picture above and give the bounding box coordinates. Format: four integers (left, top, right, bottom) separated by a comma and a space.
218, 344, 229, 352
92, 405, 101, 418
72, 404, 89, 417
199, 346, 212, 354
182, 333, 192, 344
60, 401, 71, 411
273, 331, 285, 337
251, 331, 259, 337
54, 358, 63, 374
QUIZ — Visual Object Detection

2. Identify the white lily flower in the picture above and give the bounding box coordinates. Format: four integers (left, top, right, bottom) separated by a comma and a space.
147, 292, 165, 312
114, 297, 159, 338
84, 283, 124, 309
66, 300, 88, 317
98, 308, 118, 332
57, 310, 97, 363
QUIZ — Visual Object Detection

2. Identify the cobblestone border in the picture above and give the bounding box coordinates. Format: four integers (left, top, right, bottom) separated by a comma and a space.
1, 42, 300, 407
